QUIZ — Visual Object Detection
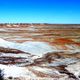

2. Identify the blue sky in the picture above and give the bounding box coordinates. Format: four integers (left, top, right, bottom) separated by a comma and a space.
0, 0, 80, 23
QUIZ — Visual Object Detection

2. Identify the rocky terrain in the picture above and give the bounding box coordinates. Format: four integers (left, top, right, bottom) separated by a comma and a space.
0, 46, 80, 80
0, 24, 80, 80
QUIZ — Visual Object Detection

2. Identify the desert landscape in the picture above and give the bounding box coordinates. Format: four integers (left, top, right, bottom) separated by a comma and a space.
0, 24, 80, 80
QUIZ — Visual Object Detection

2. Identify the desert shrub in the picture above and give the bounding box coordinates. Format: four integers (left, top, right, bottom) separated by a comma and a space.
0, 69, 4, 80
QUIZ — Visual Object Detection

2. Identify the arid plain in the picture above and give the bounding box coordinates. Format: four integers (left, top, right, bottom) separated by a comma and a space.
0, 24, 80, 80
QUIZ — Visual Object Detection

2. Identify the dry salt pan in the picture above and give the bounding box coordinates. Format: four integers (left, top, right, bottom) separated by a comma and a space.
0, 38, 54, 56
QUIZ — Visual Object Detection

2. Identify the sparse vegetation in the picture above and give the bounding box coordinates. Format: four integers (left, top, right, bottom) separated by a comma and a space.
0, 69, 4, 80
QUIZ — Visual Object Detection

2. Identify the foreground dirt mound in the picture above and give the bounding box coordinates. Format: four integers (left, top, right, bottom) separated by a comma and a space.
30, 52, 80, 80
0, 47, 80, 80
